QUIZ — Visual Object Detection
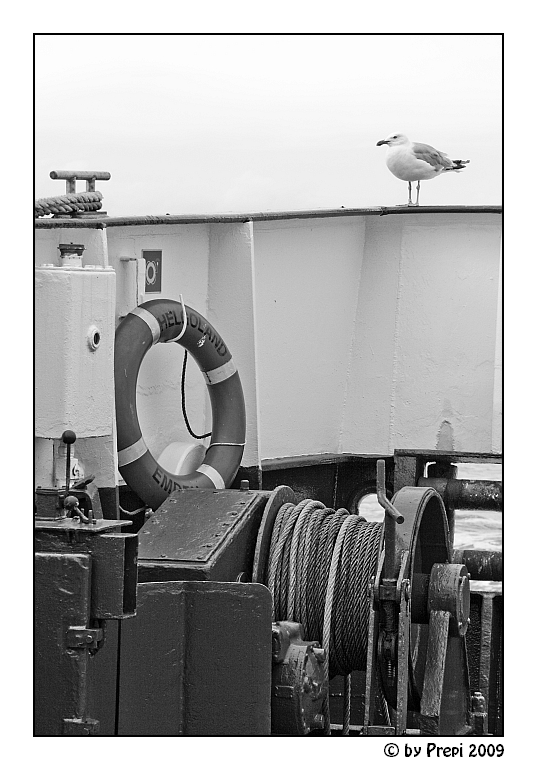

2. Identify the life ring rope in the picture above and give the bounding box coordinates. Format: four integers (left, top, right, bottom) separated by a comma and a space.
114, 298, 246, 510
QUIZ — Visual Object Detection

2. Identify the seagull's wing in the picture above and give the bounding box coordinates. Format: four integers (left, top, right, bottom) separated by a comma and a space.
412, 142, 453, 170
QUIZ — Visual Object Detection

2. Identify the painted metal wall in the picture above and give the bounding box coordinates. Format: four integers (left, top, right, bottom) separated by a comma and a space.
35, 209, 502, 494
107, 225, 212, 465
340, 214, 502, 455
251, 217, 366, 459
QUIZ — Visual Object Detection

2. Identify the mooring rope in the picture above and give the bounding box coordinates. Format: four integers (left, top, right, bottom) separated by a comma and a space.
266, 500, 384, 735
35, 191, 103, 217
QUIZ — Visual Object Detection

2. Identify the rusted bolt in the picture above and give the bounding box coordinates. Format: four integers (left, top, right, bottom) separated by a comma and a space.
312, 647, 326, 663
272, 634, 281, 656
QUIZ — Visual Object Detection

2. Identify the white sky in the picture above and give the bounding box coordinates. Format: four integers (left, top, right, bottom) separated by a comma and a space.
35, 34, 502, 215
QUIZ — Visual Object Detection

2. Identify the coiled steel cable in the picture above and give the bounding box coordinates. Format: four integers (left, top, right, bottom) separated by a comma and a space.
266, 500, 384, 734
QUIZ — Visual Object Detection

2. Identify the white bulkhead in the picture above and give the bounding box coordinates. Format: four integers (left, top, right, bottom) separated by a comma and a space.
35, 264, 116, 439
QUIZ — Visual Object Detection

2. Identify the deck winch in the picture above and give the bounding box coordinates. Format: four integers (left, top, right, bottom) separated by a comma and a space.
90, 464, 480, 737
249, 462, 474, 736
35, 458, 494, 735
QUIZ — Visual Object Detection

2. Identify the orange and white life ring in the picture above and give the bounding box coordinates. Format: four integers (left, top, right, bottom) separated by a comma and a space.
114, 298, 246, 510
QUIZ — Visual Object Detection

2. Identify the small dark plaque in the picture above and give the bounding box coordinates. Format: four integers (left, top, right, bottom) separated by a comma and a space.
142, 250, 162, 293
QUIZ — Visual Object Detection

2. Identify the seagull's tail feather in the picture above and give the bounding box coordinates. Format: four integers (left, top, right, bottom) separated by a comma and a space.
445, 159, 470, 173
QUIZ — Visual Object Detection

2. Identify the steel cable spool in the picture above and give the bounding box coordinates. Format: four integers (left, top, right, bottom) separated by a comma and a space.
259, 495, 384, 733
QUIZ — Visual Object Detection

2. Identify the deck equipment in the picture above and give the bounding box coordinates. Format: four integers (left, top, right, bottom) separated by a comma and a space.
114, 299, 246, 509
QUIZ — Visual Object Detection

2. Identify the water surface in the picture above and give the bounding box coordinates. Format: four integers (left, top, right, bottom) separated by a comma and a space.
359, 462, 502, 552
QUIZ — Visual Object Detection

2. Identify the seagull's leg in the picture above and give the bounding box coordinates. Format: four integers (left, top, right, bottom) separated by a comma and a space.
416, 180, 421, 206
408, 182, 413, 206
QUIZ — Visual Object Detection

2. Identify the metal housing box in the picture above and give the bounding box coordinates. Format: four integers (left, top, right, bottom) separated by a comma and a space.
137, 489, 268, 582
34, 265, 116, 438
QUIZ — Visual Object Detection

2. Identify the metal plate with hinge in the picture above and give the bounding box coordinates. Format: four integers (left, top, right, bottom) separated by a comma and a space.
35, 552, 100, 735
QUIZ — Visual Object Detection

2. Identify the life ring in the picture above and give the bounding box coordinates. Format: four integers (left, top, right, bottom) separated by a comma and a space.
114, 298, 246, 510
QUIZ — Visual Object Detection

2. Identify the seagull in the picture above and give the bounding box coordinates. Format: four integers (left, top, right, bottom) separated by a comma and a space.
376, 133, 469, 206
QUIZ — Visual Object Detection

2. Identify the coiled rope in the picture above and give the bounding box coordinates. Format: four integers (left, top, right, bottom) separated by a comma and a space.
266, 500, 384, 734
35, 191, 103, 217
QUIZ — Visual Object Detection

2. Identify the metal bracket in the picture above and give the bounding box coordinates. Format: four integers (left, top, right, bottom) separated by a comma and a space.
62, 717, 100, 736
271, 621, 327, 735
66, 626, 104, 651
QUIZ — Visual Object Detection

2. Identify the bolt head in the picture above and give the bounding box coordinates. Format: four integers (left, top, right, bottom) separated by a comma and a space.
312, 646, 326, 663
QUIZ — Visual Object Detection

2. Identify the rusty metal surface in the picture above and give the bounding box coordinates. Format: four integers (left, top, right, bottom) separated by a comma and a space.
389, 486, 451, 579
394, 454, 427, 493
368, 486, 452, 722
419, 610, 450, 734
418, 477, 502, 511
90, 534, 138, 618
255, 455, 395, 516
139, 489, 259, 561
428, 563, 470, 637
117, 581, 272, 735
371, 486, 473, 735
418, 564, 473, 735
453, 549, 503, 582
34, 518, 129, 532
467, 589, 503, 735
86, 619, 120, 735
260, 461, 339, 507
271, 621, 327, 735
137, 489, 268, 582
395, 583, 411, 735
395, 449, 502, 463
35, 552, 95, 735
35, 529, 138, 619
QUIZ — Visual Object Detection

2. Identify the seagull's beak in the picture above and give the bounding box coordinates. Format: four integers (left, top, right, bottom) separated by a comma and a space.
376, 139, 388, 146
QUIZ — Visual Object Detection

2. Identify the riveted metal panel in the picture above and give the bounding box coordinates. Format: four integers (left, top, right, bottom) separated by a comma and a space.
137, 489, 267, 582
